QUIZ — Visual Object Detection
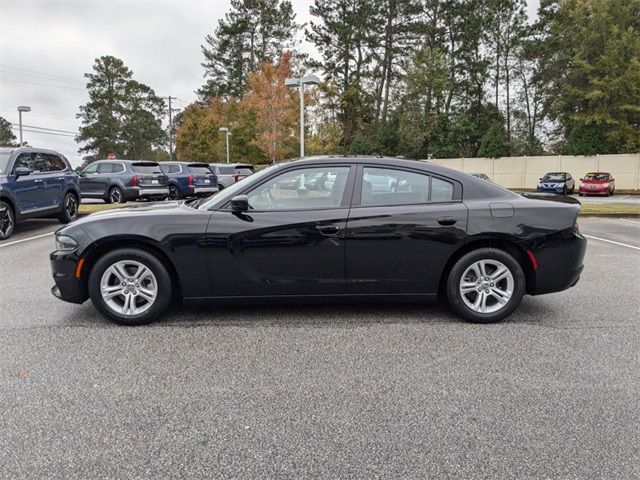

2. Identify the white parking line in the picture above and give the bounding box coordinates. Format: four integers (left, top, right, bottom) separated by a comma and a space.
617, 218, 640, 225
0, 232, 54, 249
584, 234, 640, 251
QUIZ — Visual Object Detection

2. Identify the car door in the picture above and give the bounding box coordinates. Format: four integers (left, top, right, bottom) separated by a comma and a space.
40, 153, 67, 207
205, 164, 355, 297
9, 153, 45, 213
79, 162, 101, 196
345, 165, 468, 295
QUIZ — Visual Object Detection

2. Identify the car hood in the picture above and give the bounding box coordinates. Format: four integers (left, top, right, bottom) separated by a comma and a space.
581, 179, 609, 184
70, 201, 194, 227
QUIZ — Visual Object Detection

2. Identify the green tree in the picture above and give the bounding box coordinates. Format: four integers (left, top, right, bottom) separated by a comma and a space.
478, 121, 509, 157
537, 0, 640, 153
0, 117, 18, 147
568, 122, 604, 155
77, 56, 166, 159
198, 0, 298, 101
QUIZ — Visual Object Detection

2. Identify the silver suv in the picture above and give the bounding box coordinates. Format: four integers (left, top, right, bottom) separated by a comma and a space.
210, 163, 254, 190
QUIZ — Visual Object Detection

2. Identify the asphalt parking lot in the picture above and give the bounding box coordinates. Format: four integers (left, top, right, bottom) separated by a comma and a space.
1, 216, 638, 479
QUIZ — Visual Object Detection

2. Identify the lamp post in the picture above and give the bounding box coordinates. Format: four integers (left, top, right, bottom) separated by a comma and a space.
17, 106, 31, 146
285, 74, 320, 158
219, 127, 232, 163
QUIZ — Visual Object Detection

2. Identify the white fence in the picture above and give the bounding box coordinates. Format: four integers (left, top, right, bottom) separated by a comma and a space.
429, 153, 640, 191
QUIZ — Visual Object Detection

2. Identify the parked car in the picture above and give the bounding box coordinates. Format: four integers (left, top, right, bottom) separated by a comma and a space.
51, 156, 586, 326
537, 172, 575, 194
210, 163, 254, 190
471, 173, 493, 182
579, 172, 615, 196
0, 147, 80, 240
159, 162, 219, 200
79, 160, 169, 203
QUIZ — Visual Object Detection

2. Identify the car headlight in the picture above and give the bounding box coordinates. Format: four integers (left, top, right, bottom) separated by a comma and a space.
602, 183, 609, 188
56, 234, 78, 251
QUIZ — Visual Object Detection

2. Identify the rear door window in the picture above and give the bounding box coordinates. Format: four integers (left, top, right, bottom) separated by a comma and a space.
98, 162, 115, 173
431, 177, 454, 202
217, 166, 235, 175
45, 154, 67, 171
361, 167, 429, 206
235, 166, 254, 175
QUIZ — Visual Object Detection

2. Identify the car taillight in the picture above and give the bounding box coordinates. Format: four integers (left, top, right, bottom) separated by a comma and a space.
130, 175, 139, 186
187, 175, 194, 185
232, 174, 240, 182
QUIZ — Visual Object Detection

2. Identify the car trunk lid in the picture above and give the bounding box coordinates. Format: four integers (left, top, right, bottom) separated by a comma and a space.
132, 162, 168, 187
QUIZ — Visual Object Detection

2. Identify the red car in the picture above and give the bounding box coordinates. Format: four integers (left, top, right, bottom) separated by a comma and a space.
578, 172, 615, 196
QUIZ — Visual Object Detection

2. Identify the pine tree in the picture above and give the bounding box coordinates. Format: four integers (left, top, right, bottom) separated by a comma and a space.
77, 56, 166, 159
0, 117, 18, 147
198, 0, 298, 101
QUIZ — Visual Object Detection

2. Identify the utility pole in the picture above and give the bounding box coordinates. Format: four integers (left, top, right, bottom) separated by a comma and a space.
164, 96, 177, 161
17, 106, 31, 146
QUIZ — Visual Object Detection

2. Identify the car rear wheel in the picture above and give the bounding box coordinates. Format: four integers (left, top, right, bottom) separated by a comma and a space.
58, 192, 78, 224
108, 186, 125, 204
0, 201, 15, 240
446, 248, 525, 323
168, 185, 181, 200
88, 248, 172, 325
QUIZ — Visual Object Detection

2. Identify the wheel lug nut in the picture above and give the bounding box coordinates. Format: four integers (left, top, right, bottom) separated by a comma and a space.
477, 287, 482, 292
121, 282, 126, 286
490, 283, 494, 287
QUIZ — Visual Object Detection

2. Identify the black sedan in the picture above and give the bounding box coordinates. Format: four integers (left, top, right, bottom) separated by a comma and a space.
50, 156, 586, 325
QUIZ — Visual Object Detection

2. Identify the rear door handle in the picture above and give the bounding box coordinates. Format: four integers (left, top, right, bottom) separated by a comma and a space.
315, 225, 340, 236
437, 216, 457, 226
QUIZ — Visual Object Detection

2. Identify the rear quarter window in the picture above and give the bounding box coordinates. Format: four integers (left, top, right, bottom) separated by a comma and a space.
188, 165, 213, 174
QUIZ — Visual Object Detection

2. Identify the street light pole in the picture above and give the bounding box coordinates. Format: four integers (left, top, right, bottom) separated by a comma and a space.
285, 75, 320, 158
17, 106, 31, 146
219, 127, 231, 163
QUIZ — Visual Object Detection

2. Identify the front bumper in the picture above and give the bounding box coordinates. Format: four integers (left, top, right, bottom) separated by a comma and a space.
50, 250, 88, 304
537, 186, 566, 194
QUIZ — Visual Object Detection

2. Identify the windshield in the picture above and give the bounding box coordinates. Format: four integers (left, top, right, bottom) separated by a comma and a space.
542, 173, 566, 181
199, 164, 276, 210
132, 163, 162, 174
584, 172, 609, 181
0, 152, 11, 175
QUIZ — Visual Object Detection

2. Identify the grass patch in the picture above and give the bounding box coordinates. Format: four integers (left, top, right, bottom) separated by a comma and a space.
78, 203, 127, 214
579, 203, 640, 216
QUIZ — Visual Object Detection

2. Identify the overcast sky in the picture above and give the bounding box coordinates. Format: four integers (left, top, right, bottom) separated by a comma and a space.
0, 0, 540, 167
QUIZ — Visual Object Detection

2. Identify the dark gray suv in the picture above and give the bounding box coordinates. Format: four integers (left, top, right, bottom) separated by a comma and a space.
79, 160, 169, 203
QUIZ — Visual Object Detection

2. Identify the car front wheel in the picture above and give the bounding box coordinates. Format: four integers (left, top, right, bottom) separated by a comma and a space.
0, 201, 15, 240
88, 248, 172, 325
446, 248, 525, 323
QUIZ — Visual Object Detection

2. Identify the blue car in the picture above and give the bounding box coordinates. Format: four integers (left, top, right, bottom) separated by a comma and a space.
159, 162, 219, 200
0, 147, 81, 240
537, 172, 575, 195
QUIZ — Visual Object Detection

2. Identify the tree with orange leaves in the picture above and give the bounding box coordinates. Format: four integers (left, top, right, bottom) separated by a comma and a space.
243, 52, 299, 163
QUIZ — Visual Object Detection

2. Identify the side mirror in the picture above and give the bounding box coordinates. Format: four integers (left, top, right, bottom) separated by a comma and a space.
579, 178, 584, 181
14, 167, 31, 177
539, 177, 542, 181
230, 195, 249, 212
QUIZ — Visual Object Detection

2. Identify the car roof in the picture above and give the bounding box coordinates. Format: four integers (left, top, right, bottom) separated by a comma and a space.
93, 159, 159, 164
210, 163, 253, 167
0, 146, 66, 156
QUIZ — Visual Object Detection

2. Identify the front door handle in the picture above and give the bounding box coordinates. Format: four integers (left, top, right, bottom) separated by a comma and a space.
315, 225, 340, 236
437, 216, 457, 226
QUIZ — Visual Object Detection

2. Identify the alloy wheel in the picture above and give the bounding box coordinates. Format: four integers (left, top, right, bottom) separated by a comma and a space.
65, 194, 77, 219
100, 260, 158, 316
459, 259, 514, 314
110, 188, 123, 203
0, 206, 14, 239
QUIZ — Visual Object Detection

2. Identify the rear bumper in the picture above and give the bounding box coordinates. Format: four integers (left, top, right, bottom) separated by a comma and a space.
50, 251, 88, 304
192, 186, 219, 196
127, 187, 169, 199
526, 228, 587, 295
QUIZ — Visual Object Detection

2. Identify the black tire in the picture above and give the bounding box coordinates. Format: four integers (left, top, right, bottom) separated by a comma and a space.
108, 186, 125, 204
168, 185, 181, 200
58, 192, 79, 224
0, 200, 15, 240
218, 184, 225, 191
446, 248, 526, 324
569, 186, 575, 194
562, 186, 567, 195
88, 248, 172, 326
